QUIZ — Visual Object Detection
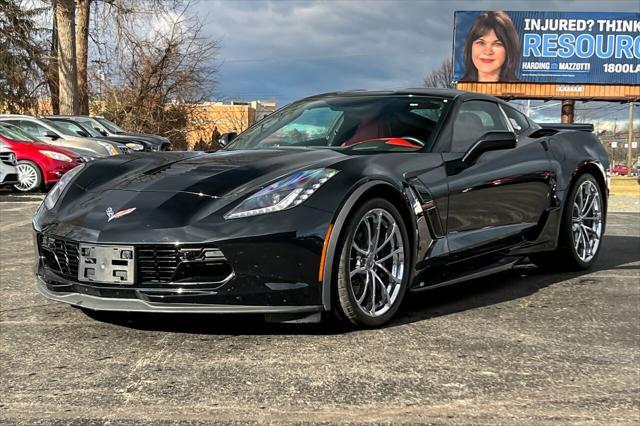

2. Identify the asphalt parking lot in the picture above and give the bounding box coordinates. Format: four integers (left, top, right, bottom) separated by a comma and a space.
1, 192, 638, 424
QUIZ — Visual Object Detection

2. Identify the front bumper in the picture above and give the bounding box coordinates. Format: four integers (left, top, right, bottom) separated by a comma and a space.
42, 160, 79, 186
33, 203, 333, 313
0, 153, 17, 185
1, 173, 18, 186
36, 276, 321, 314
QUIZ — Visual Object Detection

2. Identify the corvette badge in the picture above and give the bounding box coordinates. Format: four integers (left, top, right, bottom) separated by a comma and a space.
106, 207, 136, 222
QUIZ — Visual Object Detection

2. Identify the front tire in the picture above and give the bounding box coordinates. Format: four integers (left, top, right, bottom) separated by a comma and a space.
335, 198, 410, 327
14, 160, 42, 192
532, 173, 605, 271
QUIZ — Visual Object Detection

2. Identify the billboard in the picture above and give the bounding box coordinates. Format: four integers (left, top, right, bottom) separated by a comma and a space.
453, 11, 640, 85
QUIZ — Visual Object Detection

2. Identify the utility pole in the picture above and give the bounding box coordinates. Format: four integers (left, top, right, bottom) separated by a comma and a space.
613, 118, 618, 167
627, 102, 635, 170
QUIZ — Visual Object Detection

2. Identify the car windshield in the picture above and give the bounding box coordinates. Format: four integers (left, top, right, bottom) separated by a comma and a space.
0, 124, 34, 142
75, 122, 102, 137
75, 117, 107, 132
95, 118, 125, 133
226, 95, 449, 152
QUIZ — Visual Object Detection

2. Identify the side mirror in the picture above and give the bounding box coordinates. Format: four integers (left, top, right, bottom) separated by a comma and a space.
43, 131, 60, 141
462, 131, 516, 166
77, 131, 89, 137
218, 132, 237, 147
94, 127, 107, 136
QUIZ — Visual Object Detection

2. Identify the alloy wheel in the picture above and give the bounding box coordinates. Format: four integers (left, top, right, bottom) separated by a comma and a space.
571, 180, 603, 263
349, 208, 405, 317
15, 163, 39, 192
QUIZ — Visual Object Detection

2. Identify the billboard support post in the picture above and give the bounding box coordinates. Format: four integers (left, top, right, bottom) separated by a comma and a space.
561, 100, 575, 124
628, 102, 635, 170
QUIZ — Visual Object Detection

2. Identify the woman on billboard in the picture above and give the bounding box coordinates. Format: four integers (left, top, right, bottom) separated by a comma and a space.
462, 11, 520, 82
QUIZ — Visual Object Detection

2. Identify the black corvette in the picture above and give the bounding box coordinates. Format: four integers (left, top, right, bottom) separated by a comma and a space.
33, 89, 609, 327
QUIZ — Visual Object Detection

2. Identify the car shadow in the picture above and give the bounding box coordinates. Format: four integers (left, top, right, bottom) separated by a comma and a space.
393, 233, 640, 327
82, 234, 639, 335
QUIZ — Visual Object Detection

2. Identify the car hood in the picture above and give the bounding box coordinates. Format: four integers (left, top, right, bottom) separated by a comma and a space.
117, 133, 166, 145
73, 148, 346, 198
89, 136, 125, 145
55, 135, 111, 156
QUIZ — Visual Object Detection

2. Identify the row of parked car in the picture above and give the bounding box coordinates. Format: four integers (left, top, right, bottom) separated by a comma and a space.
0, 114, 170, 192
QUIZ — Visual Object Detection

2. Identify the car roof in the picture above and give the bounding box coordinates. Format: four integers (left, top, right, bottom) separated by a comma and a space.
43, 116, 77, 121
0, 114, 56, 123
294, 88, 507, 105
0, 114, 36, 119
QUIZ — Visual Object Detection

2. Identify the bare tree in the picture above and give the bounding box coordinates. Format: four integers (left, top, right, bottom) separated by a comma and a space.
424, 57, 454, 89
75, 0, 90, 114
55, 0, 78, 114
48, 2, 60, 114
1, 0, 219, 144
92, 2, 219, 149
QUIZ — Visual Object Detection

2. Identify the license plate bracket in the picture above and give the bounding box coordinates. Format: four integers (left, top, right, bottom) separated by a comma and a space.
78, 244, 135, 285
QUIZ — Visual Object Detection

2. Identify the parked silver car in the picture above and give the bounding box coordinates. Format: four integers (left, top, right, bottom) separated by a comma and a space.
0, 115, 117, 157
0, 141, 18, 188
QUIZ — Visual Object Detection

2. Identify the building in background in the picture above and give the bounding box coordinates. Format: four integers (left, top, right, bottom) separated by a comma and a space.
187, 100, 276, 147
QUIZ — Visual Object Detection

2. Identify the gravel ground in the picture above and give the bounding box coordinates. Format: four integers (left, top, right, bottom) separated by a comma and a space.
0, 194, 638, 424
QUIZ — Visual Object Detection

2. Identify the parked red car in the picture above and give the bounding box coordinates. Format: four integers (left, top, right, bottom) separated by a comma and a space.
612, 164, 629, 176
0, 124, 81, 192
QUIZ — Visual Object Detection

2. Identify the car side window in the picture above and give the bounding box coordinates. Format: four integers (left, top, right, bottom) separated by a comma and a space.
503, 106, 530, 134
451, 101, 509, 152
19, 120, 51, 138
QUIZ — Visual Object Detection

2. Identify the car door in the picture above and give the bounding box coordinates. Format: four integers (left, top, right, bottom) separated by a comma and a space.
443, 100, 554, 256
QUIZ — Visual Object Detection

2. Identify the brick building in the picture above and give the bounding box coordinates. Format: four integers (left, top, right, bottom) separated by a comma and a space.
187, 100, 276, 147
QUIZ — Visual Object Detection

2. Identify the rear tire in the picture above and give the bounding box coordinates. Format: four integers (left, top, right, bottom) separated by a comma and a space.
13, 160, 42, 192
531, 173, 604, 271
334, 198, 410, 327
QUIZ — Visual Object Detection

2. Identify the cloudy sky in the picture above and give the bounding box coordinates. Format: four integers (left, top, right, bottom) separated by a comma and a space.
194, 0, 638, 125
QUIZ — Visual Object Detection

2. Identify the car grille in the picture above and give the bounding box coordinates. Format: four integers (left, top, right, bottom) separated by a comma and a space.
39, 235, 80, 281
2, 173, 18, 183
137, 246, 179, 283
0, 152, 17, 166
38, 235, 232, 285
137, 245, 231, 284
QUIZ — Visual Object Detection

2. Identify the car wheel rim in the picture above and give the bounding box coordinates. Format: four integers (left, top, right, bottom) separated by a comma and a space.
571, 180, 603, 263
349, 208, 404, 317
15, 164, 38, 192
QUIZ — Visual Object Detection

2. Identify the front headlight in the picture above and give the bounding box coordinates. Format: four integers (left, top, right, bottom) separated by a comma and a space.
224, 168, 338, 219
98, 141, 118, 155
40, 150, 72, 162
126, 142, 144, 151
44, 164, 85, 210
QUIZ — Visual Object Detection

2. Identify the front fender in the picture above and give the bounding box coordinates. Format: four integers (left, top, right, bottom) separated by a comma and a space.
319, 179, 424, 311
